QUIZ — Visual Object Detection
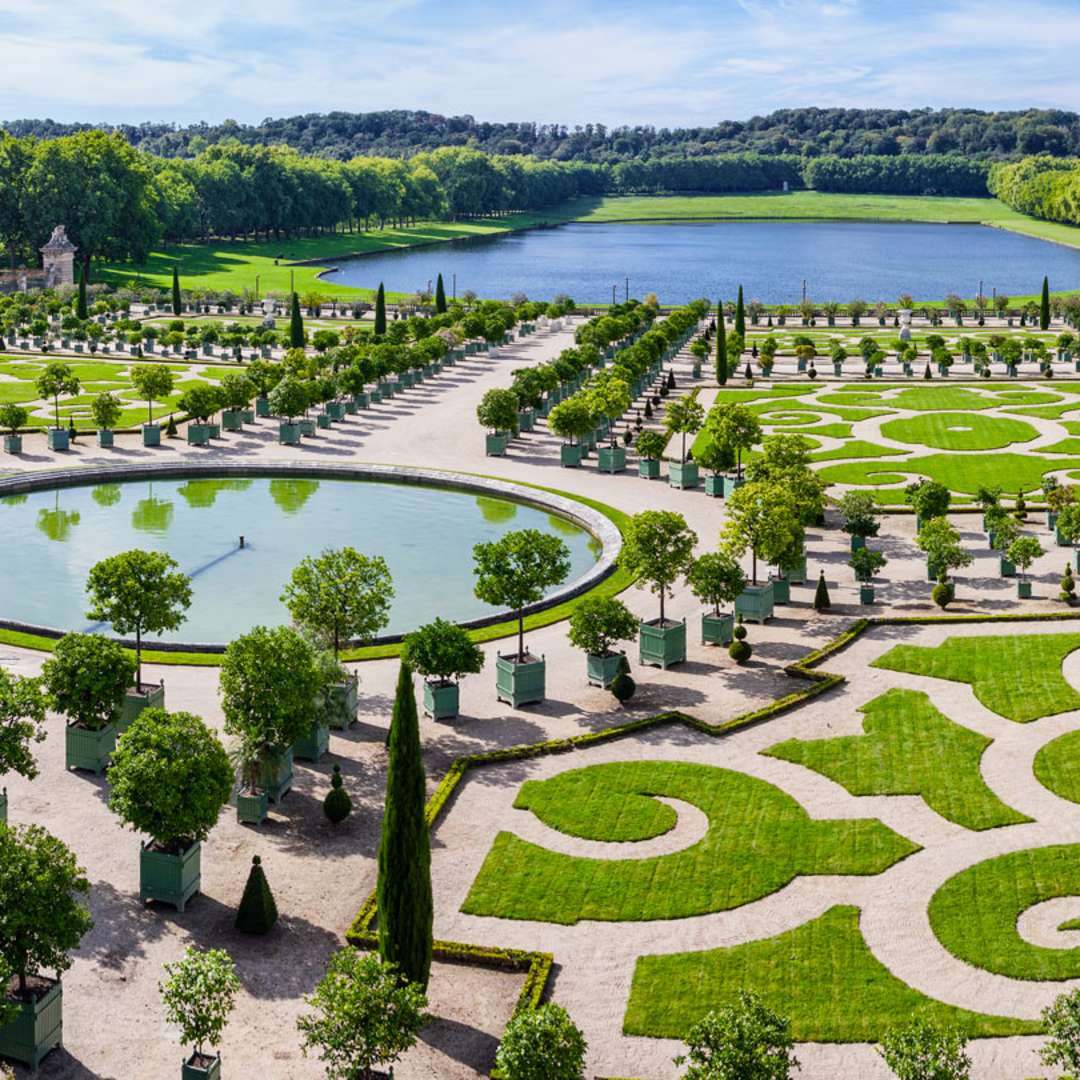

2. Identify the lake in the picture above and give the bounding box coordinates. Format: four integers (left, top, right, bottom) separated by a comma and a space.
325, 220, 1080, 304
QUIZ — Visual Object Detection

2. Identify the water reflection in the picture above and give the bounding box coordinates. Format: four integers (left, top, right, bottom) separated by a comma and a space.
178, 478, 253, 509
36, 492, 80, 542
92, 483, 122, 508
132, 484, 174, 535
269, 478, 320, 515
476, 496, 518, 525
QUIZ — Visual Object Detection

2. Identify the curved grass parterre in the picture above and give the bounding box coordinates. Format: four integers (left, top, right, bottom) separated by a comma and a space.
878, 411, 1040, 451
1034, 730, 1080, 804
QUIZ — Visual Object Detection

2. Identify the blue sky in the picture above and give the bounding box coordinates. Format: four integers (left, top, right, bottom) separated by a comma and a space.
2, 0, 1079, 126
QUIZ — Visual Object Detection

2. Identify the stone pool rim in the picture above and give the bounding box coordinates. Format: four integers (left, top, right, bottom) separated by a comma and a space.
0, 462, 622, 653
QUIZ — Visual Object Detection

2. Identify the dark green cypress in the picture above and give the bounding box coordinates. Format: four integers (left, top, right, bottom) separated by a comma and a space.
1041, 276, 1051, 331
235, 855, 278, 934
735, 285, 746, 338
435, 273, 447, 314
76, 267, 87, 320
289, 291, 304, 348
171, 265, 181, 317
716, 300, 728, 386
375, 282, 387, 336
813, 570, 831, 611
377, 661, 432, 989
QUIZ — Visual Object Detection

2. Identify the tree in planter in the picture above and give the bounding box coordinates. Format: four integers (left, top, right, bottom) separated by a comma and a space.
851, 547, 887, 582
35, 360, 80, 429
687, 551, 745, 618
635, 429, 667, 464
706, 403, 761, 481
879, 1018, 970, 1080
86, 549, 192, 689
401, 618, 484, 699
90, 391, 121, 435
178, 384, 223, 427
567, 595, 640, 676
160, 947, 240, 1075
674, 991, 798, 1080
268, 376, 311, 423
550, 396, 595, 448
473, 530, 571, 661
377, 662, 433, 989
721, 481, 802, 585
476, 387, 520, 438
297, 949, 427, 1080
41, 631, 134, 734
496, 1002, 587, 1080
1008, 535, 1044, 590
219, 371, 255, 416
130, 364, 176, 426
0, 403, 28, 444
0, 669, 46, 793
745, 434, 826, 526
839, 490, 881, 546
281, 547, 394, 659
915, 517, 972, 608
905, 479, 951, 523
620, 510, 698, 625
664, 395, 705, 464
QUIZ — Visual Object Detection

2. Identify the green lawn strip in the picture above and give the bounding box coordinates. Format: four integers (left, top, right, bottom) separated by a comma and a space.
461, 760, 917, 925
1034, 730, 1080, 804
710, 387, 812, 405
1004, 401, 1080, 420
880, 388, 1002, 412
751, 402, 893, 423
873, 633, 1080, 722
808, 440, 908, 463
0, 383, 38, 404
775, 422, 853, 439
878, 412, 1039, 452
624, 905, 1038, 1041
764, 688, 1029, 830
815, 392, 887, 407
929, 845, 1080, 980
1039, 438, 1080, 455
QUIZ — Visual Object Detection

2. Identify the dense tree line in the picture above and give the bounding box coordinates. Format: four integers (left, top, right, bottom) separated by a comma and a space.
802, 154, 989, 196
7, 107, 1080, 163
988, 155, 1080, 225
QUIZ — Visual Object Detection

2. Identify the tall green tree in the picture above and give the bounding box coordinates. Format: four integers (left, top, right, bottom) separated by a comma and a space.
735, 285, 746, 338
375, 283, 387, 335
76, 266, 87, 319
1041, 275, 1051, 331
289, 291, 304, 348
716, 301, 727, 385
377, 661, 433, 989
172, 264, 182, 316
435, 273, 447, 314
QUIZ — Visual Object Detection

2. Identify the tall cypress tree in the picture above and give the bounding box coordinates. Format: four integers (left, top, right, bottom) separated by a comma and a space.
289, 291, 304, 348
735, 285, 746, 338
171, 265, 182, 317
375, 282, 387, 336
377, 661, 432, 989
76, 267, 87, 320
435, 273, 447, 314
1041, 276, 1051, 331
716, 300, 728, 386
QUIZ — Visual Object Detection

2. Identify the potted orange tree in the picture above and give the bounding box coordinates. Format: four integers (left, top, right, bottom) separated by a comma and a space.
160, 947, 240, 1080
402, 618, 485, 719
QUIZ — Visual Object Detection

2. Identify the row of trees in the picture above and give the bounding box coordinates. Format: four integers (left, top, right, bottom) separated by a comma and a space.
988, 154, 1080, 226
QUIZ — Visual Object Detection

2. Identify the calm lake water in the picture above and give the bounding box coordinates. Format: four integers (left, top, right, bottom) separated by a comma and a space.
0, 477, 599, 644
326, 221, 1080, 304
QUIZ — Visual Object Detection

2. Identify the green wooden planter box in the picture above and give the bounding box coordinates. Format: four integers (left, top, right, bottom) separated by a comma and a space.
560, 443, 583, 468
850, 535, 866, 551
326, 401, 346, 420
369, 386, 383, 403
1000, 557, 1016, 577
639, 458, 660, 479
382, 382, 397, 398
279, 422, 301, 445
236, 788, 268, 825
1018, 580, 1033, 598
639, 618, 686, 669
221, 409, 243, 431
316, 412, 333, 430
260, 749, 293, 804
1048, 511, 1059, 530
65, 721, 117, 774
118, 682, 165, 732
517, 409, 534, 432
183, 1052, 222, 1079
328, 677, 358, 730
255, 396, 270, 417
342, 399, 357, 415
598, 445, 626, 473
486, 432, 509, 457
207, 422, 221, 439
1074, 548, 1080, 573
859, 583, 876, 604
297, 417, 316, 436
3, 434, 21, 454
423, 680, 460, 720
1058, 526, 1071, 547
240, 408, 255, 423
47, 427, 70, 451
0, 977, 63, 1069
735, 582, 775, 624
769, 574, 791, 604
702, 611, 735, 645
704, 474, 726, 497
97, 428, 114, 447
669, 460, 700, 490
586, 651, 625, 688
140, 841, 201, 912
187, 423, 211, 446
496, 654, 546, 707
143, 423, 161, 447
353, 392, 370, 409
293, 720, 330, 763
784, 555, 808, 584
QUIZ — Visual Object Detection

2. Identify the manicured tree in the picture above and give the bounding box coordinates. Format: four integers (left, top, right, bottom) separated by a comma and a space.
620, 510, 698, 625
838, 490, 881, 544
268, 375, 310, 423
729, 615, 752, 664
674, 991, 798, 1080
721, 480, 802, 585
281, 547, 395, 659
0, 824, 93, 996
476, 387, 520, 437
915, 517, 972, 608
1041, 276, 1051, 332
716, 300, 727, 385
178, 383, 223, 425
297, 949, 427, 1079
686, 551, 745, 616
567, 595, 640, 659
706, 403, 761, 481
401, 618, 484, 692
851, 547, 887, 583
664, 395, 705, 464
85, 549, 192, 688
377, 662, 433, 989
171, 265, 182, 317
41, 632, 134, 731
0, 403, 27, 440
323, 765, 352, 824
75, 267, 88, 320
160, 947, 240, 1074
1008, 535, 1044, 587
289, 291, 304, 349
374, 282, 387, 336
734, 285, 746, 338
90, 391, 122, 435
0, 670, 46, 789
1062, 564, 1077, 604
435, 273, 447, 314
905, 479, 951, 523
1041, 987, 1080, 1078
235, 854, 278, 933
130, 364, 176, 425
813, 569, 831, 611
879, 1018, 970, 1080
219, 371, 255, 415
745, 433, 826, 526
549, 396, 593, 446
36, 360, 80, 429
635, 429, 666, 463
495, 1002, 587, 1080
473, 530, 571, 661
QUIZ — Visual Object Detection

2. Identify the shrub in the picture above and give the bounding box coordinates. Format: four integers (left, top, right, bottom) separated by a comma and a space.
160, 947, 240, 1064
401, 618, 484, 684
878, 1018, 970, 1080
635, 429, 666, 461
0, 669, 46, 782
1041, 987, 1080, 1079
495, 1002, 587, 1080
567, 595, 639, 657
729, 638, 752, 664
476, 388, 520, 435
0, 403, 28, 435
610, 671, 636, 703
687, 552, 745, 616
90, 392, 122, 431
41, 632, 135, 731
1062, 564, 1076, 604
235, 855, 278, 934
932, 581, 954, 609
621, 510, 698, 624
813, 570, 831, 611
324, 765, 353, 824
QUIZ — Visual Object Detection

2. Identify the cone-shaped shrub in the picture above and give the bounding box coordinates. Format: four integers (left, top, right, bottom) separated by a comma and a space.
375, 283, 387, 336
1041, 276, 1051, 331
716, 300, 727, 386
324, 764, 352, 824
289, 292, 304, 348
235, 855, 278, 934
172, 265, 182, 317
813, 570, 831, 611
735, 285, 745, 337
435, 274, 447, 314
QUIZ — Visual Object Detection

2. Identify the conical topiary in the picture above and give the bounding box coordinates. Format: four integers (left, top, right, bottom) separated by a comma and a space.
813, 570, 831, 611
1062, 565, 1076, 604
165, 413, 178, 438
324, 764, 352, 824
235, 855, 278, 934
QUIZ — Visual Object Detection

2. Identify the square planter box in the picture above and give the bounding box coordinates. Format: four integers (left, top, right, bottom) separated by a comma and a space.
769, 574, 791, 604
0, 977, 63, 1069
735, 582, 775, 624
518, 409, 535, 432
423, 679, 460, 720
669, 460, 700, 490
496, 654, 546, 708
560, 443, 583, 468
278, 421, 301, 446
47, 427, 70, 451
140, 841, 201, 912
353, 392, 370, 409
328, 676, 358, 730
326, 401, 346, 420
704, 474, 726, 497
142, 423, 161, 447
1018, 580, 1033, 599
118, 682, 165, 732
183, 1052, 222, 1080
97, 429, 114, 448
369, 386, 383, 403
65, 721, 117, 774
3, 434, 21, 454
187, 423, 211, 446
1049, 511, 1059, 530
299, 418, 317, 437
586, 651, 625, 688
638, 458, 660, 479
1000, 557, 1016, 577
382, 382, 397, 398
292, 720, 330, 763
486, 432, 509, 457
241, 408, 255, 423
598, 445, 626, 473
207, 423, 221, 439
859, 583, 876, 604
702, 611, 735, 645
236, 788, 269, 826
260, 749, 293, 804
639, 618, 686, 669
255, 396, 270, 417
222, 409, 243, 431
316, 412, 333, 430
1058, 526, 1071, 547
784, 555, 808, 584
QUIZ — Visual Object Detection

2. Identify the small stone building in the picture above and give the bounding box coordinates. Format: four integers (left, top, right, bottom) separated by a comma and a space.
40, 225, 77, 288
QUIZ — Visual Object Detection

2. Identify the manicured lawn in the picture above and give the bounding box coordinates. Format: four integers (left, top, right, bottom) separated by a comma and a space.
929, 844, 1080, 980
711, 387, 811, 404
1037, 438, 1080, 455
461, 760, 917, 925
808, 440, 908, 462
873, 634, 1080, 723
765, 689, 1029, 830
778, 421, 854, 439
625, 905, 1038, 1041
1034, 730, 1080, 804
878, 412, 1039, 451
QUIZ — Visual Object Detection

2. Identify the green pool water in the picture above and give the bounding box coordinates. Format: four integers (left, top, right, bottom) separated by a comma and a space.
0, 476, 600, 644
